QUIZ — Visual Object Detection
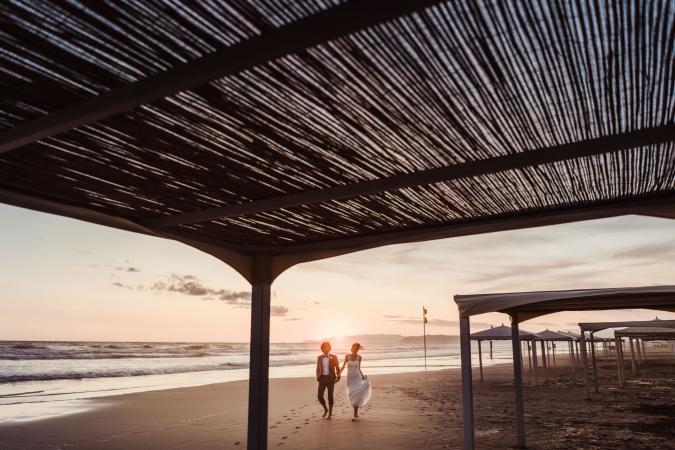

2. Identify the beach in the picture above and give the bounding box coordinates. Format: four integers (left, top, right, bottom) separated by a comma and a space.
2, 353, 674, 450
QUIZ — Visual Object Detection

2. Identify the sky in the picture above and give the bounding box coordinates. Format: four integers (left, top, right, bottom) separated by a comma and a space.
1, 203, 675, 343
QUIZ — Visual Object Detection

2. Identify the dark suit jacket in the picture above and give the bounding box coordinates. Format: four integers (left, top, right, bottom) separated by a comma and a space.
316, 354, 340, 381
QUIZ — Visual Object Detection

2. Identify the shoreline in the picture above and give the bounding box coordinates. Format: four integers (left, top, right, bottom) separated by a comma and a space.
2, 354, 674, 449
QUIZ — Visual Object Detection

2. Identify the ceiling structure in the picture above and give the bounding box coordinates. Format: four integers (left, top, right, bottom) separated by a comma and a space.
0, 0, 674, 281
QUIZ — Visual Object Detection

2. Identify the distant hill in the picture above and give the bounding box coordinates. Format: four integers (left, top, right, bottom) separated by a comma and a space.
303, 334, 458, 345
399, 335, 459, 345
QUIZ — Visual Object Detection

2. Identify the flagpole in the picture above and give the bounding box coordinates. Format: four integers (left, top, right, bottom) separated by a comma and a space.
423, 305, 427, 371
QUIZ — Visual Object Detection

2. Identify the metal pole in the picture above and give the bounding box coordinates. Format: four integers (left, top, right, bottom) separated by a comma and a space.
531, 339, 538, 386
629, 337, 636, 374
478, 340, 484, 382
540, 340, 548, 382
590, 333, 598, 393
423, 306, 427, 371
615, 337, 624, 387
510, 314, 526, 448
459, 316, 474, 450
527, 341, 532, 371
636, 337, 642, 366
552, 341, 556, 367
490, 340, 493, 359
642, 340, 647, 362
247, 255, 272, 450
579, 330, 590, 400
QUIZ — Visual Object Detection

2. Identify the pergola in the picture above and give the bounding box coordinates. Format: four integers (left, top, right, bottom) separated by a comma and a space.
579, 319, 675, 389
535, 329, 578, 372
615, 325, 675, 375
1, 2, 674, 449
454, 286, 675, 449
470, 324, 537, 382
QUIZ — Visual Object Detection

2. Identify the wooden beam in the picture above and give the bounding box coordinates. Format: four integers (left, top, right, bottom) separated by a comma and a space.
0, 0, 442, 155
270, 192, 675, 278
146, 124, 675, 228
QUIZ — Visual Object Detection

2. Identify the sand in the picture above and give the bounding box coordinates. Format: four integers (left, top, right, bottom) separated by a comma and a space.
1, 353, 674, 449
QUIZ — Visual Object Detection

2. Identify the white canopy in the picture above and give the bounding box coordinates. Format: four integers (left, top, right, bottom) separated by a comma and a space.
470, 324, 536, 340
536, 329, 576, 340
455, 285, 675, 321
615, 326, 675, 338
579, 319, 675, 332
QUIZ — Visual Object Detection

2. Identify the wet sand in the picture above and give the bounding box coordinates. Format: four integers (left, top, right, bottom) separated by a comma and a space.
1, 353, 674, 449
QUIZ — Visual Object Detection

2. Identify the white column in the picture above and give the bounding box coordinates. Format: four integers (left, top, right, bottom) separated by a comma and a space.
510, 314, 526, 448
478, 340, 484, 382
459, 316, 474, 450
580, 331, 590, 400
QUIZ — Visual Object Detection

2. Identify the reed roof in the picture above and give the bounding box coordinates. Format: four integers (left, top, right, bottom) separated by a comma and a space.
1, 1, 674, 280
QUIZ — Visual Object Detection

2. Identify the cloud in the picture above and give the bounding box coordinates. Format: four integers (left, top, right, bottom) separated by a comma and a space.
114, 266, 141, 272
112, 282, 133, 290
613, 241, 675, 259
142, 274, 290, 316
382, 315, 464, 327
271, 306, 289, 317
149, 274, 251, 307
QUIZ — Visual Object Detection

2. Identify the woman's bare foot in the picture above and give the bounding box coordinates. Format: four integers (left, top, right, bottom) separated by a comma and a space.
321, 406, 328, 418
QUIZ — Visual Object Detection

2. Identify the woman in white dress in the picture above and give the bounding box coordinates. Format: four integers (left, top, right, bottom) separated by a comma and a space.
339, 343, 371, 421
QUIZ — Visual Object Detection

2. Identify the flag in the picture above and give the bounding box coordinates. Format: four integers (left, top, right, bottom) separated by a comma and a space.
423, 306, 428, 324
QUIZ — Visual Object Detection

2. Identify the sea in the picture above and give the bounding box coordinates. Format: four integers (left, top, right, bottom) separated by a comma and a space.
0, 340, 513, 424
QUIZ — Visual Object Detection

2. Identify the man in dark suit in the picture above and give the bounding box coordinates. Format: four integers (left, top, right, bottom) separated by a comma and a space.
316, 341, 340, 418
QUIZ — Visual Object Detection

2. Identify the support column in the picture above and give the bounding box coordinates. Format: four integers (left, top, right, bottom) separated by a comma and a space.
642, 340, 647, 362
527, 341, 532, 371
490, 340, 493, 359
248, 255, 272, 450
540, 340, 548, 382
552, 342, 556, 367
629, 338, 636, 374
510, 314, 526, 448
590, 333, 598, 393
615, 337, 624, 387
531, 339, 538, 386
459, 316, 474, 450
478, 340, 484, 382
580, 331, 590, 400
636, 338, 642, 365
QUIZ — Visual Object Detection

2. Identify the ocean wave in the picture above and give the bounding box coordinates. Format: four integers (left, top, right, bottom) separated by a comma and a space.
0, 363, 250, 383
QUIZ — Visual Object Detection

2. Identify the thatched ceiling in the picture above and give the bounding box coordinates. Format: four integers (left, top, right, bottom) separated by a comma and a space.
0, 0, 673, 279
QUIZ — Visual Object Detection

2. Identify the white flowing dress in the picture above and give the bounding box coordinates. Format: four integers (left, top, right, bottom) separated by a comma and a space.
346, 357, 372, 407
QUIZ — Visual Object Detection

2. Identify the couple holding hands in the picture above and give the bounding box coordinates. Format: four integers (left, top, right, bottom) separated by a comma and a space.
316, 341, 371, 421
